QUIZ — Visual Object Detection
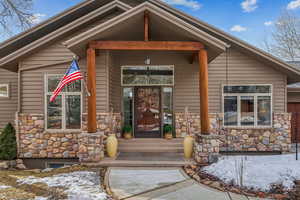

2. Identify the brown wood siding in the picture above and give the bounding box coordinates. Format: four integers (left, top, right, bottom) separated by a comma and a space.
20, 49, 109, 114
108, 52, 121, 112
111, 51, 200, 113
111, 47, 286, 113
208, 48, 286, 113
18, 11, 121, 114
288, 92, 300, 103
0, 68, 18, 128
20, 42, 75, 71
19, 45, 286, 115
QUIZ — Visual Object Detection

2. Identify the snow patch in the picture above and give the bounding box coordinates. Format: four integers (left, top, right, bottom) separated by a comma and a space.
18, 171, 108, 200
202, 154, 300, 191
0, 185, 11, 189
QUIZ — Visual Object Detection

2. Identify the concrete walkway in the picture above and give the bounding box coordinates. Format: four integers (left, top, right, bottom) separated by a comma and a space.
106, 167, 268, 200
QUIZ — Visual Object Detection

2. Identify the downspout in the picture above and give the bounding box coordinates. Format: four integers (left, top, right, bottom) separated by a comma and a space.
16, 63, 21, 157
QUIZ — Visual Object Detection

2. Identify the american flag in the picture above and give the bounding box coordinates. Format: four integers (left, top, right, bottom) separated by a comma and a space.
50, 60, 83, 102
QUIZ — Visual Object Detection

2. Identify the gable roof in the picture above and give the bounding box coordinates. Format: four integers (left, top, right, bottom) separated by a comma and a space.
0, 0, 135, 61
0, 0, 299, 84
0, 0, 131, 71
63, 1, 229, 62
149, 0, 300, 84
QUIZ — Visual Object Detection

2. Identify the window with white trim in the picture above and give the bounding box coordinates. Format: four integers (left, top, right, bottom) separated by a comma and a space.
223, 85, 272, 127
0, 84, 9, 98
45, 74, 82, 130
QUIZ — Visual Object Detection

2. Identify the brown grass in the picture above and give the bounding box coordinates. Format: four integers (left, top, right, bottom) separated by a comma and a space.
0, 165, 94, 200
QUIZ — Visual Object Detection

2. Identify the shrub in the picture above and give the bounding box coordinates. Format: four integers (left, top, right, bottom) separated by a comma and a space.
163, 124, 173, 133
122, 124, 132, 133
0, 123, 17, 160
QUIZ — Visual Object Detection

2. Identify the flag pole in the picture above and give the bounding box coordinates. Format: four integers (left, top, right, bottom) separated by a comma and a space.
73, 56, 91, 97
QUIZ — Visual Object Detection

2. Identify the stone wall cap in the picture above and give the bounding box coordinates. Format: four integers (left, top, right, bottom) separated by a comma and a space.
80, 132, 105, 137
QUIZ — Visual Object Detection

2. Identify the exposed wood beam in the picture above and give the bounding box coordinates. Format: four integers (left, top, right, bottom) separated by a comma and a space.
87, 47, 97, 133
199, 49, 210, 135
144, 11, 149, 41
89, 41, 204, 51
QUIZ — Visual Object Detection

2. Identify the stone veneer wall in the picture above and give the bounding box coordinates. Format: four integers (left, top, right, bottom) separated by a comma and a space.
82, 113, 121, 137
77, 132, 105, 162
17, 113, 121, 160
176, 113, 292, 153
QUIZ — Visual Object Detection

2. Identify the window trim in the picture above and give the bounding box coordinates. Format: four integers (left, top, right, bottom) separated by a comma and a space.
121, 65, 175, 86
0, 83, 9, 98
44, 74, 83, 131
222, 84, 273, 128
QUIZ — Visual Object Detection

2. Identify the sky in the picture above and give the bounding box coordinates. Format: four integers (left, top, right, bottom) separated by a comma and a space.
6, 0, 300, 49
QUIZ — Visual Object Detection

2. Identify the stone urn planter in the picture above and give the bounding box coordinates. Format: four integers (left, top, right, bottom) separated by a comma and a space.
107, 134, 118, 158
184, 135, 194, 159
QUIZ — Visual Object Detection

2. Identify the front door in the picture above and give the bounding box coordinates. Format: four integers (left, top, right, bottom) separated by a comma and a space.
134, 87, 161, 138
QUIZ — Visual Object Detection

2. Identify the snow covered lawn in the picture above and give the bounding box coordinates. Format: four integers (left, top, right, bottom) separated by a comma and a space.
203, 154, 300, 192
18, 171, 108, 200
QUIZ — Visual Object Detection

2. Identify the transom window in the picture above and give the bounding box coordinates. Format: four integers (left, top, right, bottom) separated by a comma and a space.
45, 74, 82, 130
122, 65, 174, 86
223, 85, 272, 127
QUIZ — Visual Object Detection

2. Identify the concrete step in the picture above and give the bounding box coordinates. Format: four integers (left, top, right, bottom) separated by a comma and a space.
118, 138, 183, 144
119, 146, 184, 153
119, 143, 183, 148
84, 160, 195, 167
118, 138, 184, 153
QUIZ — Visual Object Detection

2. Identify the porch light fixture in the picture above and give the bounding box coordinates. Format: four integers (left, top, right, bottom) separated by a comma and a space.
145, 56, 151, 65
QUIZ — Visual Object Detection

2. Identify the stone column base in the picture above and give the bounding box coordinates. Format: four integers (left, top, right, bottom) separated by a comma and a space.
77, 132, 105, 162
194, 134, 220, 164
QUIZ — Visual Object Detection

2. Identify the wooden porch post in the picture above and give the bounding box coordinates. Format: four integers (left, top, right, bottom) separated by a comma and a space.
87, 47, 97, 133
199, 49, 210, 135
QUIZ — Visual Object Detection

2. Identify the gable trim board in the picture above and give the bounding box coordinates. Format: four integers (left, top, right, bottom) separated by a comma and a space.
0, 0, 131, 72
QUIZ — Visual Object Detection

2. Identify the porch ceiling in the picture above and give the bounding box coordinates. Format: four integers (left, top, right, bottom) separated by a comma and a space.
63, 2, 229, 62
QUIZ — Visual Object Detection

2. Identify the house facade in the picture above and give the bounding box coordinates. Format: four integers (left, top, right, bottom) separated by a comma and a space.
0, 0, 300, 165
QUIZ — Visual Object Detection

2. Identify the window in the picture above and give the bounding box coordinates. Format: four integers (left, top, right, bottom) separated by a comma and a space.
162, 87, 173, 126
45, 74, 82, 130
0, 84, 9, 98
223, 85, 272, 127
46, 162, 76, 169
122, 87, 133, 127
122, 66, 174, 86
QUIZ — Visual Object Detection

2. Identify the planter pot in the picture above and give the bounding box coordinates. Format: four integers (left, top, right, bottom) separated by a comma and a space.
124, 132, 132, 139
184, 135, 194, 159
107, 134, 118, 158
164, 132, 173, 140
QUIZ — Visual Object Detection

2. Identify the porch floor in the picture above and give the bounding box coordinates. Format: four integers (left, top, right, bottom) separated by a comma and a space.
116, 152, 185, 161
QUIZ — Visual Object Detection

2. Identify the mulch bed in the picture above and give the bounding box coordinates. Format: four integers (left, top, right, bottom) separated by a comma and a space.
184, 165, 297, 200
